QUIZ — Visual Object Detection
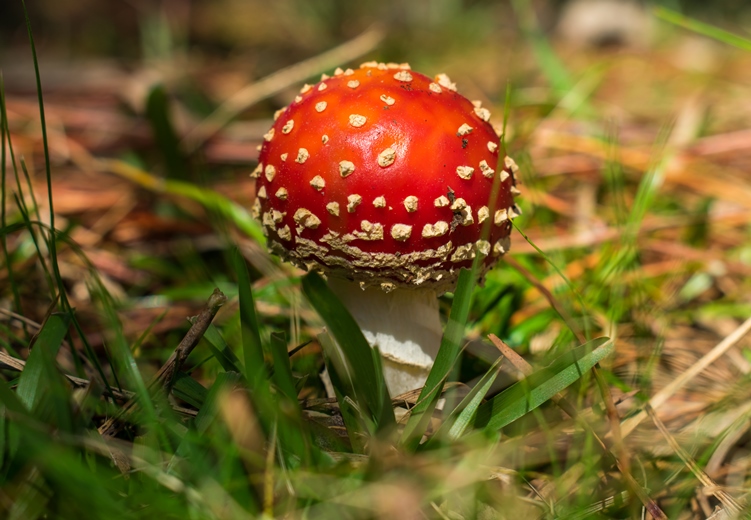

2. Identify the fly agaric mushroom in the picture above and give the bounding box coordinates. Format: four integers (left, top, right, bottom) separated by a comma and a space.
253, 62, 520, 396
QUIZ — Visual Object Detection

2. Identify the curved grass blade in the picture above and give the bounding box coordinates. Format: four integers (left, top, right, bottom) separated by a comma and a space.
104, 159, 265, 244
269, 332, 297, 404
317, 329, 367, 453
172, 373, 208, 408
3, 219, 125, 402
655, 7, 751, 52
401, 267, 476, 448
230, 250, 276, 436
231, 247, 266, 385
15, 312, 75, 445
0, 78, 26, 328
269, 331, 318, 466
16, 312, 70, 413
21, 0, 64, 300
428, 355, 504, 446
203, 324, 244, 374
302, 271, 394, 432
9, 195, 55, 299
474, 337, 614, 431
91, 282, 165, 444
168, 371, 244, 473
232, 253, 317, 465
145, 84, 187, 179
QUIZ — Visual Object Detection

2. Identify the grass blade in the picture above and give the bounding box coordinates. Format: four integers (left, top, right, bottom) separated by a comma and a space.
269, 332, 297, 404
302, 271, 394, 432
203, 324, 244, 374
655, 7, 751, 52
317, 329, 367, 452
167, 371, 242, 474
21, 0, 66, 305
195, 372, 244, 434
172, 373, 208, 408
230, 247, 266, 385
0, 76, 26, 328
474, 337, 614, 431
401, 267, 476, 447
16, 312, 70, 412
431, 355, 505, 445
269, 332, 317, 466
104, 159, 265, 244
145, 84, 187, 179
231, 252, 315, 465
91, 283, 164, 442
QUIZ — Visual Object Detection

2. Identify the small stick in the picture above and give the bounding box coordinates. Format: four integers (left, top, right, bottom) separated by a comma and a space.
98, 288, 227, 438
156, 288, 228, 393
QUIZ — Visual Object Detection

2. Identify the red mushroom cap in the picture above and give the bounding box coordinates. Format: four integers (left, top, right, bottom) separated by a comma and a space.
253, 62, 519, 292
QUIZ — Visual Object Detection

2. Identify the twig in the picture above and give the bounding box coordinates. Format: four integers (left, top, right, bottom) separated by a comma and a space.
157, 288, 228, 393
181, 25, 384, 152
98, 288, 227, 438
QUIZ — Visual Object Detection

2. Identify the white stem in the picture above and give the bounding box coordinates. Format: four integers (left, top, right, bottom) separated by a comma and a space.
327, 277, 442, 397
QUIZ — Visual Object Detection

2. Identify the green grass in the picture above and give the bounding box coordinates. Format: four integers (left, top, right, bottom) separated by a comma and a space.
2, 2, 751, 518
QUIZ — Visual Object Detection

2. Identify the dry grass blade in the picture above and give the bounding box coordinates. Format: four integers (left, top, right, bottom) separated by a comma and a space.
390, 382, 466, 409
645, 404, 744, 515
487, 335, 668, 520
182, 25, 384, 152
505, 255, 630, 476
537, 129, 751, 210
620, 316, 751, 439
0, 350, 134, 402
513, 209, 751, 254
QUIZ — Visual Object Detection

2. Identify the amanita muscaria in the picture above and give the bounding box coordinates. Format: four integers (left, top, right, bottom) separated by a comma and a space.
253, 62, 520, 396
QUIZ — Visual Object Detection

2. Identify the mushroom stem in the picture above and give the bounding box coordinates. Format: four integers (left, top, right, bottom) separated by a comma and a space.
328, 277, 442, 397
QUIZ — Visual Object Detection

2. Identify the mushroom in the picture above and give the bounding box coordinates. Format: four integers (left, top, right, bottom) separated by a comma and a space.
253, 62, 520, 396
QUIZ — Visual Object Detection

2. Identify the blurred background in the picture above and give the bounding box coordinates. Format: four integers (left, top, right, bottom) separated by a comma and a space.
3, 0, 751, 57
4, 0, 751, 166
